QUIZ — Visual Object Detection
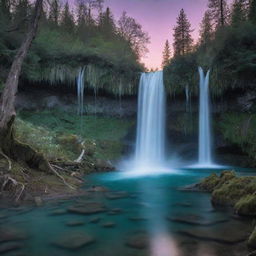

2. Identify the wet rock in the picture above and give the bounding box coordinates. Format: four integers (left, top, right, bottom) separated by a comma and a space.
89, 217, 101, 224
102, 222, 116, 228
0, 242, 24, 253
68, 202, 107, 215
95, 159, 115, 171
105, 191, 129, 200
66, 221, 85, 227
53, 232, 95, 250
0, 227, 27, 243
125, 233, 149, 250
167, 215, 228, 226
49, 209, 67, 216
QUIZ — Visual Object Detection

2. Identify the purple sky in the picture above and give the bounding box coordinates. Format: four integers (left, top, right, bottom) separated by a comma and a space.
104, 0, 211, 69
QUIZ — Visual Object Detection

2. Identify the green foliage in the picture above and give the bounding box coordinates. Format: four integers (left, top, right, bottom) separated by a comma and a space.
164, 53, 198, 96
0, 0, 145, 96
17, 109, 134, 160
219, 112, 256, 163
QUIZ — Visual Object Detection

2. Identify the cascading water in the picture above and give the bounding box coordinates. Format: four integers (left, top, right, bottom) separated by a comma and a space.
135, 71, 166, 168
77, 67, 85, 116
198, 67, 213, 167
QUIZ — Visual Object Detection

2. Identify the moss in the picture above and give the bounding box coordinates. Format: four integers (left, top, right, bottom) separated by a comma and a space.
212, 176, 255, 206
235, 195, 256, 216
197, 173, 220, 192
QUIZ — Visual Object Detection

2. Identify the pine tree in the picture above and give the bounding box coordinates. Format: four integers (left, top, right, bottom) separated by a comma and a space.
60, 2, 75, 33
208, 0, 229, 28
162, 40, 171, 68
173, 9, 193, 57
249, 0, 256, 24
199, 10, 213, 44
99, 7, 116, 38
231, 0, 248, 26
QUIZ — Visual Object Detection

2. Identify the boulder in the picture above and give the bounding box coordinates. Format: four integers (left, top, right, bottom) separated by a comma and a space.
95, 159, 115, 172
53, 232, 95, 250
235, 195, 256, 216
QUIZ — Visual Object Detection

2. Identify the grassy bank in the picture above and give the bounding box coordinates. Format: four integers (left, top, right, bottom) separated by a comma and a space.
16, 109, 134, 162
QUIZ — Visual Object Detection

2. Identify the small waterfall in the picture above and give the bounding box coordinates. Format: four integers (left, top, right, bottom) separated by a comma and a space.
198, 67, 212, 166
77, 67, 85, 115
135, 71, 166, 167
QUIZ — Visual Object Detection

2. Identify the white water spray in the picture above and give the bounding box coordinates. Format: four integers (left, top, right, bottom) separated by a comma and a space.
198, 67, 213, 167
135, 71, 166, 168
77, 67, 85, 115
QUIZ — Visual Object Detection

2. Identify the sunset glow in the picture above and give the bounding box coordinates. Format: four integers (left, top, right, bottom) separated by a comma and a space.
105, 0, 209, 69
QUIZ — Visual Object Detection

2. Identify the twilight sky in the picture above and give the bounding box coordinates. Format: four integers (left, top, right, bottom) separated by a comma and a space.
104, 0, 210, 69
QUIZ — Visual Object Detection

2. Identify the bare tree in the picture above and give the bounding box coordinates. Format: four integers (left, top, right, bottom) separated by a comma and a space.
118, 11, 150, 59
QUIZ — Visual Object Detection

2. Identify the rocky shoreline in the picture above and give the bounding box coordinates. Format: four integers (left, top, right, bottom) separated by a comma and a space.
185, 170, 256, 251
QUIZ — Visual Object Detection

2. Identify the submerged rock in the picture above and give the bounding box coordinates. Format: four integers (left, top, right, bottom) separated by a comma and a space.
167, 215, 228, 226
68, 202, 107, 215
0, 227, 27, 243
66, 221, 85, 227
101, 222, 116, 228
105, 191, 129, 200
0, 242, 24, 253
53, 232, 95, 250
125, 233, 149, 250
49, 209, 67, 216
89, 217, 101, 224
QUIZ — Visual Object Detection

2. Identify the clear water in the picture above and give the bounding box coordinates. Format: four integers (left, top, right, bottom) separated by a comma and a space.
0, 168, 253, 256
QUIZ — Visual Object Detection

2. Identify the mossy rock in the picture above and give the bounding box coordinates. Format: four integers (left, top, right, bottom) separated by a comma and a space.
212, 176, 256, 206
235, 195, 256, 216
197, 173, 220, 192
197, 170, 236, 192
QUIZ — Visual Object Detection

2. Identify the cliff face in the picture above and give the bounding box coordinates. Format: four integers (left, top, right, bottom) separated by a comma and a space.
16, 86, 256, 168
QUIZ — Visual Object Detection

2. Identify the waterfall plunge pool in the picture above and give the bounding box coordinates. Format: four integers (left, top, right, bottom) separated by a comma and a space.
0, 167, 254, 256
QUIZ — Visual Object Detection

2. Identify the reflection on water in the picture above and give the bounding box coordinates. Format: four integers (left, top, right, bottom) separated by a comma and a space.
0, 168, 253, 256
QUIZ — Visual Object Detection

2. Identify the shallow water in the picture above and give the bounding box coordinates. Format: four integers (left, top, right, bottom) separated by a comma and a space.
0, 167, 254, 256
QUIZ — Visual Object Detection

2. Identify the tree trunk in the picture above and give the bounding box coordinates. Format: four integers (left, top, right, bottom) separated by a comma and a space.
0, 0, 43, 131
0, 0, 51, 172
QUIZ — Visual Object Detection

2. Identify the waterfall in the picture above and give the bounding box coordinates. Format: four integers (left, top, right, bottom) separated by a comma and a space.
135, 71, 166, 166
77, 67, 85, 115
198, 67, 212, 166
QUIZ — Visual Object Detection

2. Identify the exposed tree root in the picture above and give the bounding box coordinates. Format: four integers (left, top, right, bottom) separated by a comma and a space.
1, 174, 25, 202
0, 116, 75, 191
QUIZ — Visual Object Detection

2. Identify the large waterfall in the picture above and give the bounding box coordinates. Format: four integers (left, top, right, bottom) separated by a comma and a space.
198, 67, 212, 167
135, 71, 166, 167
